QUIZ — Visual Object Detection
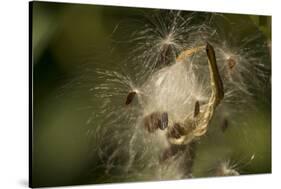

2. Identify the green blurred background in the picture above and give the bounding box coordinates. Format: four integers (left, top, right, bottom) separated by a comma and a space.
31, 1, 271, 187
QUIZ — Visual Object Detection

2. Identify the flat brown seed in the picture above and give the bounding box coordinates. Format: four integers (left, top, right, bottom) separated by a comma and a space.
194, 101, 200, 117
169, 127, 181, 139
168, 123, 185, 139
125, 91, 137, 105
143, 112, 161, 132
227, 58, 236, 70
160, 112, 168, 130
174, 123, 186, 135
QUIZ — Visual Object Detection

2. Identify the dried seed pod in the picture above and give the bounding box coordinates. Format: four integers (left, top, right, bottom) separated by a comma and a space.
176, 45, 205, 62
206, 43, 224, 105
168, 43, 226, 145
125, 91, 137, 105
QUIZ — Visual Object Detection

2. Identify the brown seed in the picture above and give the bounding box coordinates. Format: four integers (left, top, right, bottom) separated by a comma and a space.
168, 123, 185, 139
160, 112, 169, 130
125, 91, 137, 105
169, 128, 181, 139
143, 112, 169, 132
143, 112, 161, 133
174, 123, 186, 135
193, 101, 200, 118
227, 58, 236, 70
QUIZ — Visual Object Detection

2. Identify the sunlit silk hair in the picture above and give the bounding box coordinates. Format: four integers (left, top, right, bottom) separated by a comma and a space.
87, 11, 270, 181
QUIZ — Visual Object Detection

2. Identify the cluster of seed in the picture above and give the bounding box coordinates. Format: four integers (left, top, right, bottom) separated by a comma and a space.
90, 11, 270, 181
